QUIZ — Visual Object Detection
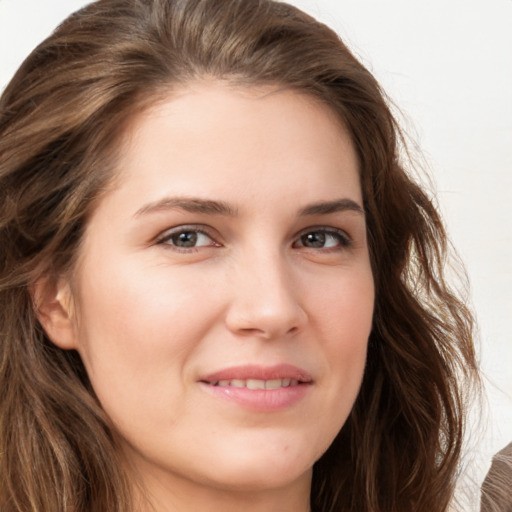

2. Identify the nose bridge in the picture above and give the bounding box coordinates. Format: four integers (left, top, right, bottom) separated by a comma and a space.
225, 243, 306, 338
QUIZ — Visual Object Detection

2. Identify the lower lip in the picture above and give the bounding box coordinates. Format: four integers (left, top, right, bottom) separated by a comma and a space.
200, 382, 311, 412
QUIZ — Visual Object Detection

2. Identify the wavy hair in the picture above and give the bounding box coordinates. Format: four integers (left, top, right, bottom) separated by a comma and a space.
0, 0, 478, 510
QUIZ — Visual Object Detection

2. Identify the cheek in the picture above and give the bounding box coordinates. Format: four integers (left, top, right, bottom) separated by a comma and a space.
77, 256, 217, 341
70, 271, 218, 446
311, 266, 374, 342
310, 269, 374, 407
72, 260, 222, 403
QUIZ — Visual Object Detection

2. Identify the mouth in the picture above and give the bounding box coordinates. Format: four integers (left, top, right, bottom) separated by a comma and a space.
205, 378, 302, 389
199, 364, 313, 411
200, 363, 313, 387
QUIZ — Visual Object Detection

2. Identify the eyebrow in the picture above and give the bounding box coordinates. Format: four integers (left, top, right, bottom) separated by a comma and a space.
298, 198, 364, 216
134, 196, 364, 218
134, 197, 239, 217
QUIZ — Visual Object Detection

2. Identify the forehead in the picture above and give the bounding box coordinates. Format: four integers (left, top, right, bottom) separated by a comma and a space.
95, 81, 362, 220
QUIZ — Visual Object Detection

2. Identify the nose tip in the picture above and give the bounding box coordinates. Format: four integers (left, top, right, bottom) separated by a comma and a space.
224, 264, 307, 340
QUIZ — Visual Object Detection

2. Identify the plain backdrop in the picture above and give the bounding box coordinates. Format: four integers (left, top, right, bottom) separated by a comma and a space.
1, 0, 511, 507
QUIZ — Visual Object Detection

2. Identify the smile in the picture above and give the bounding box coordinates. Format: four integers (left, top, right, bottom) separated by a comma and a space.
208, 378, 300, 389
199, 364, 313, 412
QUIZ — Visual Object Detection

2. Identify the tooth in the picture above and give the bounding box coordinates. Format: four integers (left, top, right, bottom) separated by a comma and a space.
246, 379, 265, 390
282, 378, 291, 387
265, 379, 282, 389
231, 379, 245, 388
218, 380, 230, 387
290, 379, 298, 386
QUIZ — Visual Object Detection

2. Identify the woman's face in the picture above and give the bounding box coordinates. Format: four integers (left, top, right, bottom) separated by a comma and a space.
59, 82, 374, 496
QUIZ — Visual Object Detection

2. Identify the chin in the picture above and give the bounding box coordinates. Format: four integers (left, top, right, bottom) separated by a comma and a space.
209, 463, 312, 493
197, 439, 318, 492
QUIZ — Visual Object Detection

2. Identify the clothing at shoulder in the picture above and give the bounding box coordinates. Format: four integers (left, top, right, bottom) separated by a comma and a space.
481, 442, 512, 512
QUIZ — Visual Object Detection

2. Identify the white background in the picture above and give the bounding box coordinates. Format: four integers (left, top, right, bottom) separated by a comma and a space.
1, 0, 511, 506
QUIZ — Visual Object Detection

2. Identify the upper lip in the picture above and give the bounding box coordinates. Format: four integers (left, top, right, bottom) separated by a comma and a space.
200, 364, 313, 384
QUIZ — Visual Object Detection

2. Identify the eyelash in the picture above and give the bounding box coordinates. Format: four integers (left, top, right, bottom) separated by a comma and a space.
156, 225, 352, 252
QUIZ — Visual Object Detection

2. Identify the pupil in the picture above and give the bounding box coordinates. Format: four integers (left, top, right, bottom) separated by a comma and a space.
174, 232, 197, 247
303, 232, 325, 248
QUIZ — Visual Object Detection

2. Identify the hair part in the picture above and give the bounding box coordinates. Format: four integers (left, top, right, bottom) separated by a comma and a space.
0, 1, 479, 511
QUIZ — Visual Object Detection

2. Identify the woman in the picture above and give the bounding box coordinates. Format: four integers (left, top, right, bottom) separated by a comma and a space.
0, 0, 479, 511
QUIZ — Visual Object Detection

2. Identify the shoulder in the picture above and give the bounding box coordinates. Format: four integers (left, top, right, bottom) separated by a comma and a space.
481, 442, 512, 512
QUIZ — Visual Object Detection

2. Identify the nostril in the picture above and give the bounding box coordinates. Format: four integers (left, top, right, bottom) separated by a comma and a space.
224, 281, 308, 339
235, 324, 300, 340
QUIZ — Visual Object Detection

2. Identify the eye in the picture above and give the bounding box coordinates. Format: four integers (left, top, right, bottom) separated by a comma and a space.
157, 226, 218, 250
294, 228, 351, 250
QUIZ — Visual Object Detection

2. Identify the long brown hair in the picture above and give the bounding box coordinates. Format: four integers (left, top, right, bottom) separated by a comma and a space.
0, 0, 478, 510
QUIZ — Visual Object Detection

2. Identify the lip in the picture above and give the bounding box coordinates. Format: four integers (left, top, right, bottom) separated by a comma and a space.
199, 364, 313, 412
201, 363, 313, 383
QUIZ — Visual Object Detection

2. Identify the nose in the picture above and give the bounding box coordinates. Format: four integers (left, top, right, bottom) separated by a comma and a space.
224, 250, 308, 340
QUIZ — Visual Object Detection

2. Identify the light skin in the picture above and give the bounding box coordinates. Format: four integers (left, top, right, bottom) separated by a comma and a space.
36, 81, 375, 512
